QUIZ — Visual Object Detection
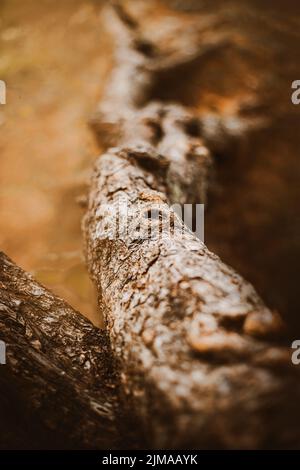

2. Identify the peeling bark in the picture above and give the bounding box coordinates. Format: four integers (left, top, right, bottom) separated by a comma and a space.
0, 252, 120, 450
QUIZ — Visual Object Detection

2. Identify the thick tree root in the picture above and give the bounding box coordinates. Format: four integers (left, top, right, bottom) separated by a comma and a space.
0, 252, 120, 449
84, 1, 300, 449
84, 144, 300, 449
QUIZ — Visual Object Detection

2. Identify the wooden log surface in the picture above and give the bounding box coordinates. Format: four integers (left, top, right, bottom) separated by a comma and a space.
83, 143, 300, 449
0, 252, 121, 449
0, 0, 299, 451
84, 1, 300, 449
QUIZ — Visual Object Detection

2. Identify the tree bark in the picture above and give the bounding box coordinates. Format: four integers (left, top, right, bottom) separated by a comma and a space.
83, 143, 300, 449
1, 0, 299, 451
84, 1, 300, 449
92, 0, 300, 332
0, 252, 121, 450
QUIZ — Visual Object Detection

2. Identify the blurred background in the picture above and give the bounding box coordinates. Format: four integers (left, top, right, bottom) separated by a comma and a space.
0, 0, 110, 325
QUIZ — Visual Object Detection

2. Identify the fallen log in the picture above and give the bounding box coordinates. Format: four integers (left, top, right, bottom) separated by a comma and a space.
0, 252, 121, 449
83, 145, 300, 449
92, 0, 300, 333
0, 0, 297, 451
84, 1, 300, 449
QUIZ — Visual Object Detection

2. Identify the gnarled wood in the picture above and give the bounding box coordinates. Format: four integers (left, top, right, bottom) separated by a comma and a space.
84, 1, 300, 449
1, 0, 298, 451
83, 145, 300, 449
0, 252, 120, 449
92, 0, 300, 332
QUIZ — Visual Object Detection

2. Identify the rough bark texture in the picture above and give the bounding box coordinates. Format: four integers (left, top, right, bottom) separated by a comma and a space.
84, 145, 300, 449
91, 0, 300, 333
84, 1, 300, 449
0, 252, 120, 450
1, 0, 299, 451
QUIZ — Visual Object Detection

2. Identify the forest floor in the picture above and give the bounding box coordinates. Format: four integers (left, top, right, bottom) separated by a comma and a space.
0, 0, 111, 325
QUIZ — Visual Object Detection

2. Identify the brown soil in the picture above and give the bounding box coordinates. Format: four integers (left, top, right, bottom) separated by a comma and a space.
0, 0, 112, 325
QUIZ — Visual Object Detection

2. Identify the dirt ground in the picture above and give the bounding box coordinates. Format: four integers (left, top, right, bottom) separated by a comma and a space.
0, 0, 112, 325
